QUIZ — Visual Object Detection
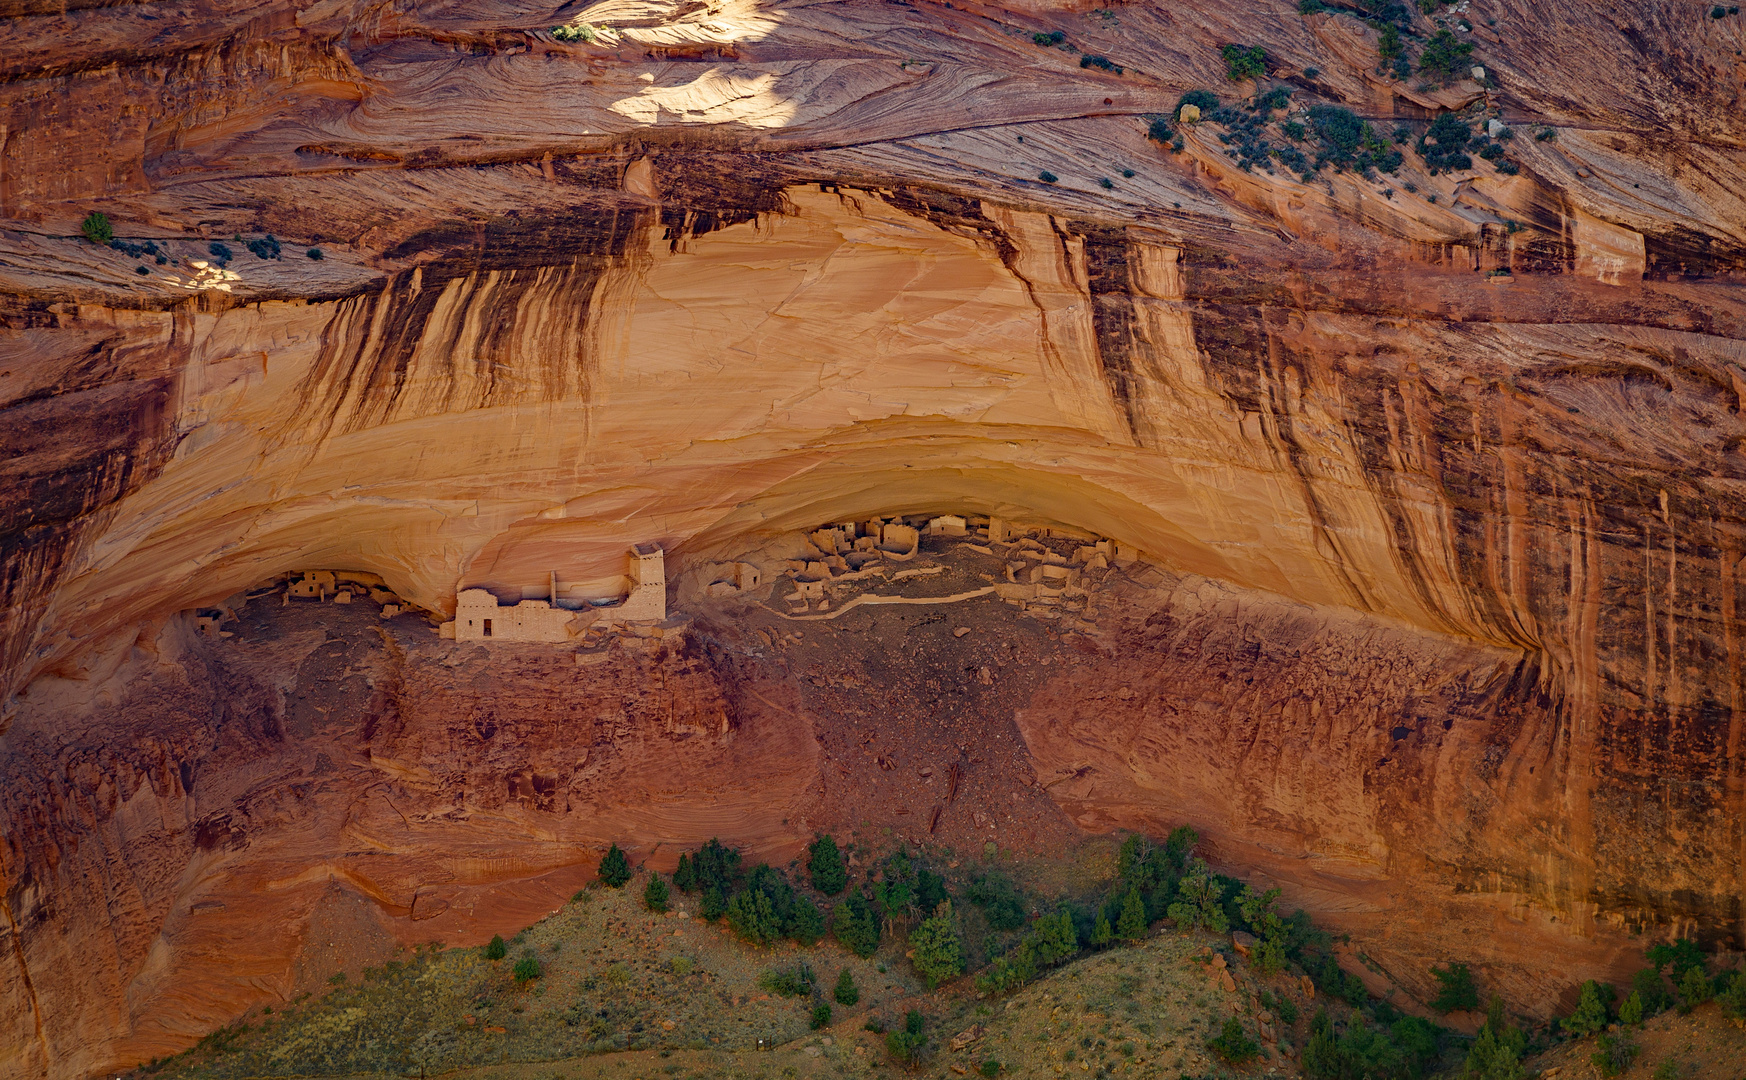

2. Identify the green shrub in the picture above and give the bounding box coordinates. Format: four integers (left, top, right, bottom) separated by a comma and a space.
1033, 30, 1065, 46
1417, 113, 1473, 174
80, 211, 113, 245
552, 22, 596, 42
1719, 969, 1746, 1019
1378, 23, 1403, 65
1591, 1031, 1638, 1078
512, 955, 542, 983
306, 248, 324, 260
807, 834, 847, 895
1038, 171, 1058, 183
1418, 30, 1474, 78
1392, 1014, 1441, 1073
1260, 989, 1299, 1026
810, 1003, 832, 1029
980, 1060, 1001, 1077
834, 967, 860, 1006
1081, 54, 1123, 74
1221, 44, 1266, 81
1209, 1017, 1260, 1064
885, 1010, 927, 1065
832, 889, 882, 957
759, 962, 816, 998
1431, 962, 1479, 1013
1177, 90, 1219, 116
1299, 0, 1328, 11
644, 873, 670, 912
909, 903, 966, 989
1565, 980, 1610, 1035
1146, 118, 1174, 144
485, 935, 507, 961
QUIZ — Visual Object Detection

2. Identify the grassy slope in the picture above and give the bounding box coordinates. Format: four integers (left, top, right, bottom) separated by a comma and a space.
141, 869, 1317, 1080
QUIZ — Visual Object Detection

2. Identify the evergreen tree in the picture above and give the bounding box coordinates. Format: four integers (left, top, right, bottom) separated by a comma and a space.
727, 888, 781, 945
1430, 962, 1480, 1013
1209, 1017, 1260, 1064
693, 838, 742, 897
1618, 990, 1643, 1026
966, 873, 1027, 932
874, 849, 917, 927
909, 902, 966, 989
1167, 858, 1230, 934
1678, 964, 1713, 1009
1462, 997, 1525, 1080
1630, 967, 1670, 1014
700, 884, 728, 921
1091, 909, 1113, 947
598, 843, 632, 888
1116, 887, 1147, 942
644, 873, 670, 913
787, 896, 827, 946
1029, 908, 1078, 966
1565, 980, 1609, 1035
1302, 1010, 1339, 1080
673, 853, 697, 893
485, 934, 507, 961
917, 869, 949, 914
808, 834, 848, 895
1647, 937, 1706, 980
1163, 824, 1199, 870
832, 889, 881, 958
834, 967, 860, 1006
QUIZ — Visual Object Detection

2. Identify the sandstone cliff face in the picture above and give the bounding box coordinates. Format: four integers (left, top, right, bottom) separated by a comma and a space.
3, 0, 1745, 1074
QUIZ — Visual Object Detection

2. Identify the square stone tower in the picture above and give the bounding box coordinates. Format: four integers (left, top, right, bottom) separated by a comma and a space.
621, 543, 666, 622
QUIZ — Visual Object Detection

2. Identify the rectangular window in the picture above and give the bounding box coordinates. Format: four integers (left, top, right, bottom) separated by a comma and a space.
483, 619, 493, 637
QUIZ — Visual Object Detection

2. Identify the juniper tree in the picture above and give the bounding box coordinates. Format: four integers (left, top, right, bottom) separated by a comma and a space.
598, 843, 632, 887
808, 834, 848, 895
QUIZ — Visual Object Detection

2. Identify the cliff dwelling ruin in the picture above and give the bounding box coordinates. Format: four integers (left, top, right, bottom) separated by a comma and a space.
441, 544, 668, 642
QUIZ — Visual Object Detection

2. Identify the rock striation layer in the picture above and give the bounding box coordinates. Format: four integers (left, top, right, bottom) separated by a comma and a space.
2, 0, 1745, 1074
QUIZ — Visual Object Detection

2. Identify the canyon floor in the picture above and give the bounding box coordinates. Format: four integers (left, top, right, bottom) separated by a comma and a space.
137, 865, 1319, 1080
132, 866, 1746, 1080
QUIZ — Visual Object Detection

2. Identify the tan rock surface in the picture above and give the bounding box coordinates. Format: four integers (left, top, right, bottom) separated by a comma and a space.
2, 0, 1745, 1074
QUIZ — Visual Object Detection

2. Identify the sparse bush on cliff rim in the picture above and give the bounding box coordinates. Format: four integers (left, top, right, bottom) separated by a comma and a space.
80, 211, 113, 245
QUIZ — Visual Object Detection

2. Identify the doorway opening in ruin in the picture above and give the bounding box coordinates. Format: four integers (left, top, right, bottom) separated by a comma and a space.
483, 619, 492, 637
